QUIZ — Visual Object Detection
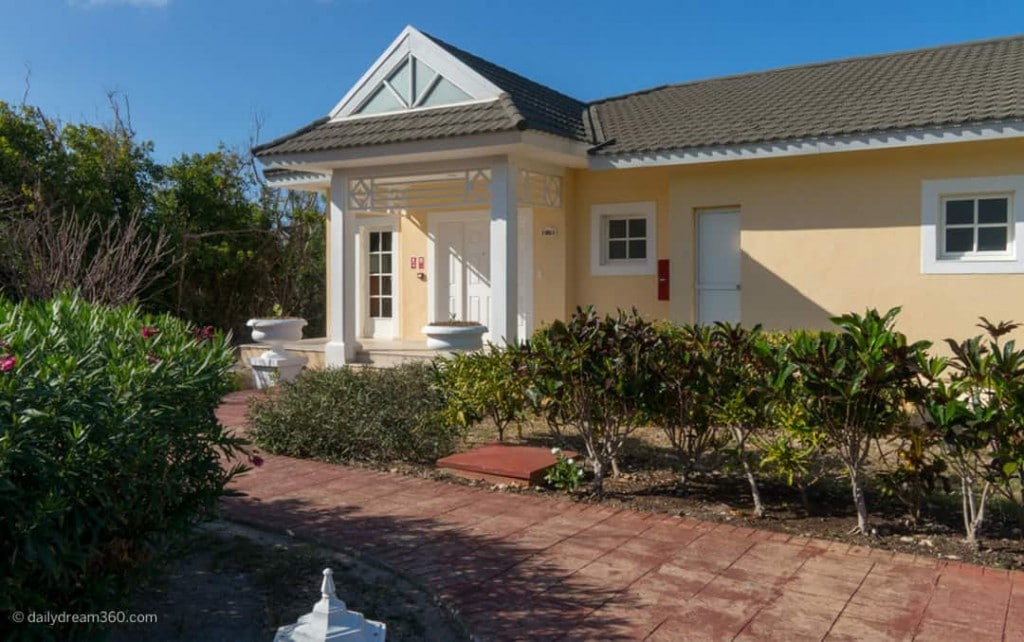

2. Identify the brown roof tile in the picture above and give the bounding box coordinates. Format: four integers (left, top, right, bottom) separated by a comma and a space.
591, 35, 1024, 156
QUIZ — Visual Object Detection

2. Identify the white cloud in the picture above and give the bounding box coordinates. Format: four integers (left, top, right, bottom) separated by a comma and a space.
68, 0, 170, 8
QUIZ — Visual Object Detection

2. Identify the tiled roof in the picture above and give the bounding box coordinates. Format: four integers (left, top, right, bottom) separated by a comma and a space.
421, 32, 590, 143
590, 34, 1024, 156
254, 33, 1024, 161
252, 97, 524, 156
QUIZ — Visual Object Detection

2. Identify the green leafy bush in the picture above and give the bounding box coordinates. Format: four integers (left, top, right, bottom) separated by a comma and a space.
522, 307, 660, 495
435, 346, 528, 441
789, 308, 929, 534
647, 323, 722, 485
544, 447, 585, 492
249, 362, 458, 464
0, 294, 246, 637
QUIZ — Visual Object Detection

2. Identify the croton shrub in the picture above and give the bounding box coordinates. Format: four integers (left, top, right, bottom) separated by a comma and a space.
0, 294, 249, 637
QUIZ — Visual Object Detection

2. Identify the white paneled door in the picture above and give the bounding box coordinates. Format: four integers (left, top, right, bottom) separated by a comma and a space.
437, 219, 491, 333
697, 210, 741, 325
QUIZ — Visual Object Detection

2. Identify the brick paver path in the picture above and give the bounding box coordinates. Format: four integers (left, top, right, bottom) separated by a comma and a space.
218, 391, 1024, 641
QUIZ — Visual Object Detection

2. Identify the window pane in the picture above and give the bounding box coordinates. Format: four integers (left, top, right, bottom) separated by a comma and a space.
369, 276, 380, 296
369, 232, 380, 252
356, 85, 403, 115
628, 239, 647, 259
978, 227, 1009, 252
380, 232, 392, 251
381, 254, 392, 274
381, 275, 392, 295
979, 198, 1009, 224
945, 228, 974, 253
387, 59, 412, 105
420, 77, 472, 107
608, 219, 627, 239
945, 199, 974, 225
369, 298, 380, 317
608, 240, 627, 259
381, 298, 393, 318
369, 254, 380, 274
628, 218, 646, 238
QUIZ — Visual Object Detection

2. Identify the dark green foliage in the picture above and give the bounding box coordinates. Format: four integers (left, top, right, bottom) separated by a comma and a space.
522, 307, 660, 495
249, 362, 458, 465
789, 308, 930, 533
0, 294, 247, 638
647, 323, 721, 483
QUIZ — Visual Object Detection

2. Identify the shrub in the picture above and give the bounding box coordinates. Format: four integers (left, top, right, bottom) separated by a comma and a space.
918, 319, 1024, 547
647, 323, 722, 485
249, 362, 458, 464
545, 447, 585, 492
522, 307, 660, 495
704, 323, 793, 518
435, 346, 527, 441
789, 308, 929, 534
0, 294, 246, 637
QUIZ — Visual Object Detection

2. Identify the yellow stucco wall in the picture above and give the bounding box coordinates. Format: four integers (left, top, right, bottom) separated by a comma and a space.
568, 138, 1024, 346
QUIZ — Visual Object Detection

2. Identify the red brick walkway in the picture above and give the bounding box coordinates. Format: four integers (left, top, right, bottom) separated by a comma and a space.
218, 391, 1024, 641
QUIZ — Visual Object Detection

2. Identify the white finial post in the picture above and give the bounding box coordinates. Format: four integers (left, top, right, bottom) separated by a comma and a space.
273, 567, 386, 642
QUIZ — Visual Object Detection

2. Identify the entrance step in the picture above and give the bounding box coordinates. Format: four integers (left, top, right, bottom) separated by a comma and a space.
354, 349, 437, 367
437, 444, 576, 487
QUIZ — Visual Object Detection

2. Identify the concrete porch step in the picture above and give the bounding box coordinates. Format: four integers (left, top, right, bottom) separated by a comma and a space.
354, 349, 437, 367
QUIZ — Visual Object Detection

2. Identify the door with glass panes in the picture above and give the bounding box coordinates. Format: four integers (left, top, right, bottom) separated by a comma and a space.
364, 228, 395, 338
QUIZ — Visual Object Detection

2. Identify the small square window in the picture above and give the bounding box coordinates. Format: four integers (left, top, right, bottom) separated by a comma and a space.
923, 176, 1024, 274
591, 202, 656, 276
603, 216, 647, 261
939, 195, 1012, 259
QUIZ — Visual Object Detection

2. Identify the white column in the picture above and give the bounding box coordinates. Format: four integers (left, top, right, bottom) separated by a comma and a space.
325, 170, 358, 365
489, 157, 518, 346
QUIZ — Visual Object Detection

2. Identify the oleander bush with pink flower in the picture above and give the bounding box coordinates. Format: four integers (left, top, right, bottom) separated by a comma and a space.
0, 293, 249, 638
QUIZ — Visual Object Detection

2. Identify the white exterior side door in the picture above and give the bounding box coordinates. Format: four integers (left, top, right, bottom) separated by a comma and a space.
463, 220, 491, 328
697, 210, 741, 325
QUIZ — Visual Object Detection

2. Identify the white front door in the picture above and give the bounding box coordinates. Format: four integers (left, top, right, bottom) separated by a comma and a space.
697, 210, 741, 325
364, 229, 395, 338
437, 219, 491, 330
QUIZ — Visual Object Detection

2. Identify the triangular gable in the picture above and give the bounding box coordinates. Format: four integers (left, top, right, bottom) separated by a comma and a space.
330, 26, 503, 120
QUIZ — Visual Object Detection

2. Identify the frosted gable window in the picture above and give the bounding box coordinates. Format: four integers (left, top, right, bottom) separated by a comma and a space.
353, 55, 473, 115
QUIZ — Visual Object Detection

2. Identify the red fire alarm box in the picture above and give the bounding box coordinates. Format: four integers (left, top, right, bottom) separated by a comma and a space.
657, 259, 670, 301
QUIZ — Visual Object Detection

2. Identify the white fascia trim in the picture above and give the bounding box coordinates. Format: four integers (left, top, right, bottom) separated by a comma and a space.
329, 26, 502, 120
590, 201, 657, 276
591, 121, 1024, 170
921, 175, 1024, 274
258, 131, 590, 173
264, 173, 330, 191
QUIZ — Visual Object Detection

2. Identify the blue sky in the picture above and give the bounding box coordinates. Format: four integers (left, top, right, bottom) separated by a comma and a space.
2, 0, 1022, 162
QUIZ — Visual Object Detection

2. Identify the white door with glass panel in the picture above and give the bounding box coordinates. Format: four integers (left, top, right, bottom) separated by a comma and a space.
436, 220, 491, 330
697, 210, 741, 325
364, 229, 395, 338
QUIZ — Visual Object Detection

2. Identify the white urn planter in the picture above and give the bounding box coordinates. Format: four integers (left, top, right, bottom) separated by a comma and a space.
247, 317, 308, 389
421, 323, 487, 351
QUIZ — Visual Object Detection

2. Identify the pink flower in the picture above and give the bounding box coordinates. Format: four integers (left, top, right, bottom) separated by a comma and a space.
250, 454, 264, 468
0, 355, 15, 373
141, 326, 160, 340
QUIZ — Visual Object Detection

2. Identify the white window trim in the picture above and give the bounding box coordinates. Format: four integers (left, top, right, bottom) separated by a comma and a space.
922, 175, 1024, 274
590, 202, 657, 276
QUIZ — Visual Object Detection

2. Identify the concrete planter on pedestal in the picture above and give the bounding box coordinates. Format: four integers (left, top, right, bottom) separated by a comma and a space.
420, 323, 487, 351
246, 317, 308, 388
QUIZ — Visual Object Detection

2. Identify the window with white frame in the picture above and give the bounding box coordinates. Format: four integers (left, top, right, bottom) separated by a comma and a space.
922, 176, 1024, 274
591, 202, 657, 275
